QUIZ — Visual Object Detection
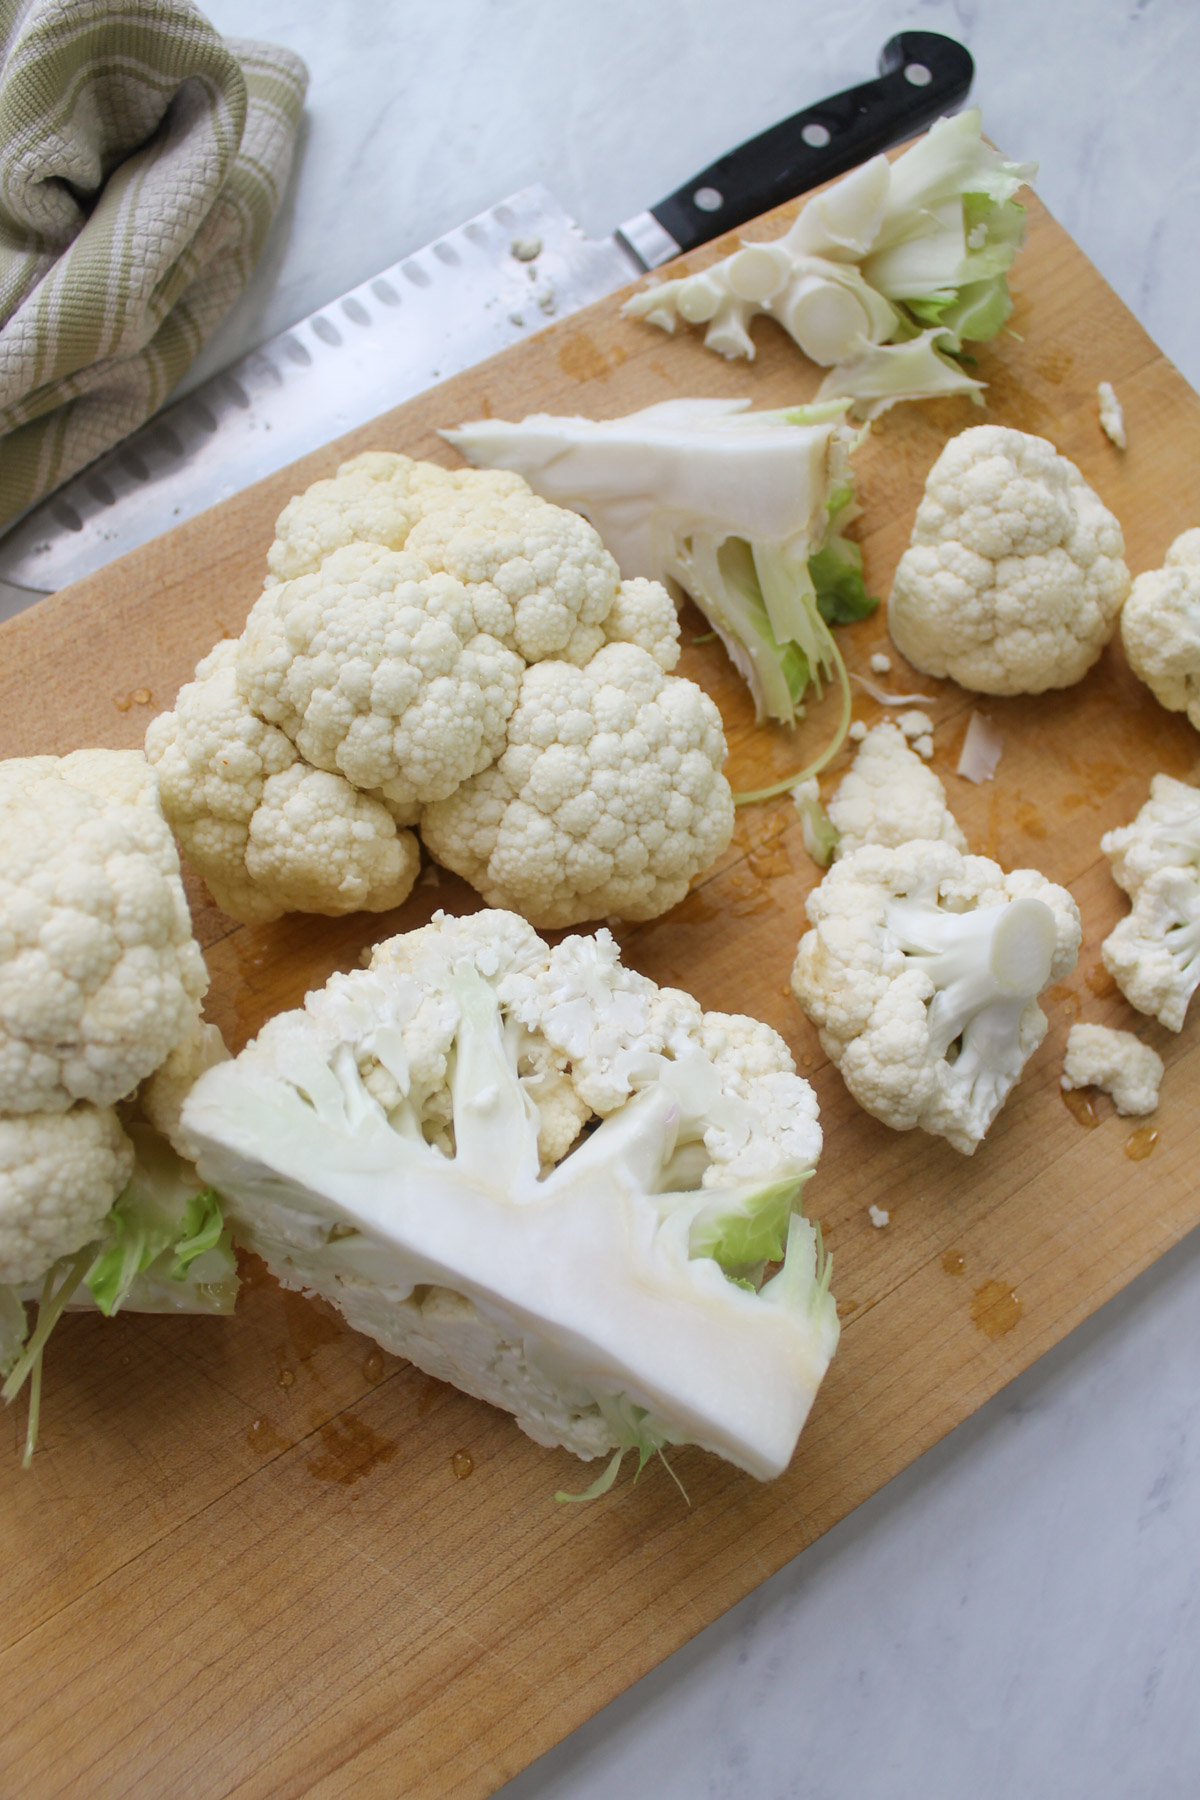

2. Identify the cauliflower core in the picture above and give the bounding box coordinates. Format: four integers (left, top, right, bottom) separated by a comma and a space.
1119, 530, 1200, 729
791, 840, 1081, 1153
888, 426, 1129, 694
148, 455, 727, 929
1100, 774, 1200, 1031
182, 908, 838, 1483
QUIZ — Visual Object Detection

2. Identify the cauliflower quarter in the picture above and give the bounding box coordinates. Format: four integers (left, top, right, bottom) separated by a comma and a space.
421, 643, 735, 929
888, 425, 1129, 695
183, 908, 836, 1485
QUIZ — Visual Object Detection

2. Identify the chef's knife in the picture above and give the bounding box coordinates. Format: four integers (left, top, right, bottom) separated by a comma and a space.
0, 31, 971, 618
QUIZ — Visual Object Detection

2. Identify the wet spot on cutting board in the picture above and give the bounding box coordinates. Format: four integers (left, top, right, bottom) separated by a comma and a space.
971, 1279, 1024, 1340
557, 329, 627, 382
306, 1415, 399, 1485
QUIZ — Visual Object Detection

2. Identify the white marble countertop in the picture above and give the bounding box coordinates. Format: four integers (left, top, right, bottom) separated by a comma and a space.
193, 2, 1200, 1793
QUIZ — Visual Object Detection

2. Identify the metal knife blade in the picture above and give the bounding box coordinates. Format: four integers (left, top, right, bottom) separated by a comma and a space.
0, 30, 971, 618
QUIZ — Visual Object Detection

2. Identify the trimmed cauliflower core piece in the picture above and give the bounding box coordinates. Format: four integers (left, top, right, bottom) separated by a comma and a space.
145, 641, 421, 925
0, 751, 208, 1115
827, 723, 965, 859
182, 909, 837, 1484
888, 425, 1130, 694
791, 840, 1081, 1153
1061, 1024, 1162, 1117
1120, 530, 1200, 730
420, 643, 734, 928
1100, 774, 1200, 1031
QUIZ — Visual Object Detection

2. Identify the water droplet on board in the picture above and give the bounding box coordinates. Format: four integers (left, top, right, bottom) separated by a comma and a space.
277, 1368, 294, 1389
1061, 1086, 1099, 1129
306, 1416, 398, 1485
363, 1350, 385, 1383
1124, 1126, 1159, 1161
971, 1280, 1024, 1340
247, 1416, 289, 1454
451, 1450, 475, 1481
941, 1249, 965, 1276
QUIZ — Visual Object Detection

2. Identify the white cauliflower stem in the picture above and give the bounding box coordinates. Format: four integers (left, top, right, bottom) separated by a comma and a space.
888, 426, 1129, 694
791, 840, 1081, 1153
182, 909, 837, 1485
1101, 774, 1200, 1031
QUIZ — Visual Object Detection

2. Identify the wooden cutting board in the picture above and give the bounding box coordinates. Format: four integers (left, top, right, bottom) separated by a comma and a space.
3, 177, 1199, 1800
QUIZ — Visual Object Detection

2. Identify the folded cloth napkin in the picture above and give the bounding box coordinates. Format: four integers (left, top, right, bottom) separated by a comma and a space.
0, 0, 307, 530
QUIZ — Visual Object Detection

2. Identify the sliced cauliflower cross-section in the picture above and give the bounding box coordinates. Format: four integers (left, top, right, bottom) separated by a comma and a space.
1100, 773, 1200, 1031
888, 425, 1130, 694
183, 908, 837, 1486
791, 839, 1081, 1153
420, 643, 735, 928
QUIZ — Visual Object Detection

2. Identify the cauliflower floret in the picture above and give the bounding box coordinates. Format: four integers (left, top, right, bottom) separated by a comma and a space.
791, 839, 1081, 1153
0, 753, 208, 1113
137, 1017, 230, 1160
1119, 530, 1200, 729
598, 576, 680, 670
888, 425, 1130, 694
264, 451, 534, 584
183, 908, 836, 1483
420, 644, 734, 928
1099, 775, 1200, 1032
827, 723, 966, 859
406, 491, 622, 665
1061, 1023, 1162, 1117
0, 1105, 135, 1286
145, 641, 421, 925
238, 543, 524, 807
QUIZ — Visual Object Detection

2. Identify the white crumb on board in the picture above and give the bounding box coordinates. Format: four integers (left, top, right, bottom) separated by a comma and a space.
869, 652, 892, 675
1098, 380, 1127, 449
868, 1204, 890, 1228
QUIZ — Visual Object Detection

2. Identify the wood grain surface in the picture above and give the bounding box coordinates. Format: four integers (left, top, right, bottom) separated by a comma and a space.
2, 182, 1199, 1800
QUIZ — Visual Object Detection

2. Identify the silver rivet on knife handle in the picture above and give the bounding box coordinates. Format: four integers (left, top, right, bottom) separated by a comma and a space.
613, 211, 684, 272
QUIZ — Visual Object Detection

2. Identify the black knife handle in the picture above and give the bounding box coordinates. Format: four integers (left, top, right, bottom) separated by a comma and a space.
646, 33, 974, 256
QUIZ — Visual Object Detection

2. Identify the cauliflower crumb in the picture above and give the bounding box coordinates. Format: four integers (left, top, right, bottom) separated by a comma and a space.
848, 720, 868, 742
898, 711, 933, 740
913, 734, 934, 760
868, 1203, 890, 1228
1097, 381, 1127, 451
1061, 1023, 1162, 1116
869, 652, 892, 675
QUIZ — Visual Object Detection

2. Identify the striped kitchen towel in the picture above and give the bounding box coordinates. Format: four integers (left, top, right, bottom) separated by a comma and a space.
0, 0, 307, 530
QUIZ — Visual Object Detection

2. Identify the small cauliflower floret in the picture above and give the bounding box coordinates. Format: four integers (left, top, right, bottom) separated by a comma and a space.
888, 426, 1130, 694
1061, 1023, 1162, 1117
1119, 530, 1200, 729
138, 1017, 231, 1160
826, 723, 966, 859
237, 543, 524, 807
183, 908, 837, 1486
598, 577, 681, 670
1100, 774, 1200, 1032
0, 751, 208, 1114
406, 492, 622, 666
791, 839, 1081, 1153
0, 1106, 134, 1286
420, 644, 734, 928
145, 641, 421, 925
